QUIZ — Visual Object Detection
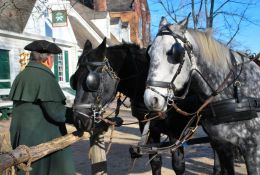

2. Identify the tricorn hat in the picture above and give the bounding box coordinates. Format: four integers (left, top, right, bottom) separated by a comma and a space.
24, 40, 62, 54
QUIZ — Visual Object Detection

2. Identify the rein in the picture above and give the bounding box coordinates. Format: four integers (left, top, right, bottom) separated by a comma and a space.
130, 66, 241, 156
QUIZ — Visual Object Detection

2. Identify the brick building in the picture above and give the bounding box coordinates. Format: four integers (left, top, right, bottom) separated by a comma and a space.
80, 0, 151, 47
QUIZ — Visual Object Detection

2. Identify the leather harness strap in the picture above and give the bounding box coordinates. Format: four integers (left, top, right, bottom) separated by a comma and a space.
202, 98, 260, 124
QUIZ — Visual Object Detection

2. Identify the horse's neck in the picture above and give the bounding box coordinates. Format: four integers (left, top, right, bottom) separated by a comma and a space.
107, 46, 147, 101
117, 58, 147, 101
193, 50, 260, 101
191, 48, 233, 101
232, 52, 260, 98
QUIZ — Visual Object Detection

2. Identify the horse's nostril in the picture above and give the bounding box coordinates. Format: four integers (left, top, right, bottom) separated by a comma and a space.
152, 97, 159, 106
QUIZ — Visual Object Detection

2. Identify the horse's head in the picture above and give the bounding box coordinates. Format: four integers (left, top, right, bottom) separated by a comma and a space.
144, 15, 193, 112
71, 38, 119, 132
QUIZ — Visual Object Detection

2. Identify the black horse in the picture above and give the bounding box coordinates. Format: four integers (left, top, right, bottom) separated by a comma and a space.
70, 38, 221, 175
70, 39, 120, 132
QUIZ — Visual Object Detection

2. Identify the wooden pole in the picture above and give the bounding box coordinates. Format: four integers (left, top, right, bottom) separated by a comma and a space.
0, 131, 85, 171
89, 132, 107, 175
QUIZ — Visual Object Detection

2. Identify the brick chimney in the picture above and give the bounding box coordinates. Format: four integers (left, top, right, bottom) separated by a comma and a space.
94, 0, 107, 11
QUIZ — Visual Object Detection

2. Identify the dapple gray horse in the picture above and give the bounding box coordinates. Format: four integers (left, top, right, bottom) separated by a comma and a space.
144, 16, 260, 175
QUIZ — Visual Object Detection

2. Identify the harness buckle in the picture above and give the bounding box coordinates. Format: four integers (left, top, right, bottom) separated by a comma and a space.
167, 97, 174, 105
167, 88, 174, 105
92, 108, 102, 123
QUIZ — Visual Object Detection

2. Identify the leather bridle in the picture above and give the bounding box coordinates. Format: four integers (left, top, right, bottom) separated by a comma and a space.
73, 58, 120, 126
146, 25, 193, 104
146, 25, 242, 104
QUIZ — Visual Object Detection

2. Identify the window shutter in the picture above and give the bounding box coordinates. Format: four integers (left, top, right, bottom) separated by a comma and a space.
64, 51, 69, 82
0, 49, 10, 88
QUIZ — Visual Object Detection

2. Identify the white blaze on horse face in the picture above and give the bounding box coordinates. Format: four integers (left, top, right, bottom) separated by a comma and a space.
144, 34, 191, 112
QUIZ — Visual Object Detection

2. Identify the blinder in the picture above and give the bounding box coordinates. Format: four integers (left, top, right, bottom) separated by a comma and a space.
85, 71, 101, 92
70, 61, 106, 92
168, 42, 185, 63
84, 61, 106, 92
72, 57, 120, 132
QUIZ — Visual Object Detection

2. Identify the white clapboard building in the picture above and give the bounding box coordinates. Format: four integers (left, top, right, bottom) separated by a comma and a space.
0, 0, 127, 102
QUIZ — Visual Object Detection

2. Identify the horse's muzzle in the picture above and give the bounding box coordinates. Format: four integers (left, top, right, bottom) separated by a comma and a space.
73, 110, 94, 132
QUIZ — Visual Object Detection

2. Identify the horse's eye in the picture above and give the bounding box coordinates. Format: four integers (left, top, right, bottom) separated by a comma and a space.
168, 42, 185, 63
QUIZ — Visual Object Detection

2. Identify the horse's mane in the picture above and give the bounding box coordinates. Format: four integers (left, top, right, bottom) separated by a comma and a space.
77, 42, 148, 69
109, 42, 140, 50
108, 42, 148, 63
187, 29, 230, 66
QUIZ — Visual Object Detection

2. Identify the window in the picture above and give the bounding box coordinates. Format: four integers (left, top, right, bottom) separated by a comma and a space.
54, 51, 70, 82
0, 49, 10, 89
54, 53, 64, 81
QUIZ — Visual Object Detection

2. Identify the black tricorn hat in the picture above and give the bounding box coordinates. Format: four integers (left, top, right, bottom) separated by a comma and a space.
24, 40, 62, 54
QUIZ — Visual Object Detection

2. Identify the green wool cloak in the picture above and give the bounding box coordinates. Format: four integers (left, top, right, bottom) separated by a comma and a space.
9, 61, 75, 175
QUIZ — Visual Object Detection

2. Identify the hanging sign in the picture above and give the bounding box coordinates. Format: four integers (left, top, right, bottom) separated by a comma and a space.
52, 10, 67, 27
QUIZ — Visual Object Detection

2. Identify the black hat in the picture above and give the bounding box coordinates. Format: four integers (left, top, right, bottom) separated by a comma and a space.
24, 40, 62, 54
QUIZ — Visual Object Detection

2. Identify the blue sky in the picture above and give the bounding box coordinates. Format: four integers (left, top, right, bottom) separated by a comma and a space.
147, 0, 260, 53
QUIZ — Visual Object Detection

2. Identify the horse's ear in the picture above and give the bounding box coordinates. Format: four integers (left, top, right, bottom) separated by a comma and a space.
95, 37, 107, 60
83, 40, 92, 53
178, 13, 190, 30
159, 16, 168, 29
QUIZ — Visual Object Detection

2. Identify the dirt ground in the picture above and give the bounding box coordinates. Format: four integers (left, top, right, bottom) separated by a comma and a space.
68, 109, 247, 175
0, 109, 247, 175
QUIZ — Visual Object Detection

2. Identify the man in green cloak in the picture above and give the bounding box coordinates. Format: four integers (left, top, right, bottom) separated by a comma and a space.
9, 40, 76, 175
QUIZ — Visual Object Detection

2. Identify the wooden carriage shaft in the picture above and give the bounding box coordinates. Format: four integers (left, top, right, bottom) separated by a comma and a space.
0, 131, 84, 171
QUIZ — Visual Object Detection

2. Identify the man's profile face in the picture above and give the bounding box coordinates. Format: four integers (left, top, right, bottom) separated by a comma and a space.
48, 54, 54, 69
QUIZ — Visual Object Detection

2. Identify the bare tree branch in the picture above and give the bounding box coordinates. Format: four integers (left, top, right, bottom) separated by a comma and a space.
207, 0, 215, 28
191, 0, 197, 29
213, 0, 231, 14
196, 0, 203, 24
205, 0, 209, 26
158, 0, 178, 22
226, 4, 249, 46
175, 1, 193, 13
0, 1, 9, 14
154, 0, 259, 50
214, 11, 257, 25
